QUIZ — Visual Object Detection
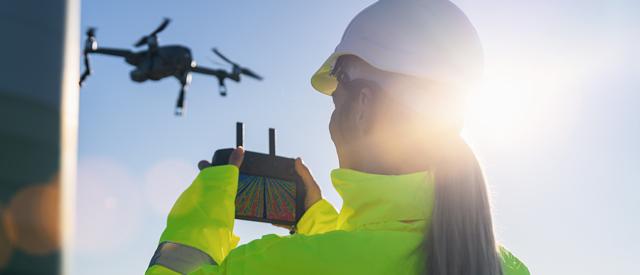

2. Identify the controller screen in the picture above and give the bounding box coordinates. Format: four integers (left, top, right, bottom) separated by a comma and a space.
235, 173, 296, 222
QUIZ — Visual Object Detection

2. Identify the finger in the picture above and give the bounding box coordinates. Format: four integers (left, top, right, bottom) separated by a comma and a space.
198, 160, 211, 171
229, 146, 245, 168
295, 158, 317, 188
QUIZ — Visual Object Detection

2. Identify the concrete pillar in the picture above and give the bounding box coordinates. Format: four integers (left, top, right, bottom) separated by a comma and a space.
0, 0, 79, 274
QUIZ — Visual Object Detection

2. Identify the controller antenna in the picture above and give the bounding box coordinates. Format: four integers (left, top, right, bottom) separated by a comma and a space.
269, 128, 276, 156
236, 122, 244, 147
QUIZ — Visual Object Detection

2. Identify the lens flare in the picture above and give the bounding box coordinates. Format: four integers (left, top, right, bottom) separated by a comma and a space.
2, 177, 60, 256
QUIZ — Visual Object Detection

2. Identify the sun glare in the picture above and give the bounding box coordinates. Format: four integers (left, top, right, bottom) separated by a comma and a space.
463, 49, 585, 149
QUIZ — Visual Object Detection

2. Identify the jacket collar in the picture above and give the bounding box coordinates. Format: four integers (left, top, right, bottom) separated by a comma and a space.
331, 168, 435, 231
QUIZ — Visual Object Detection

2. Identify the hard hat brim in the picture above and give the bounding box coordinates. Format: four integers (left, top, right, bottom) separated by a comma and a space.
310, 52, 345, 96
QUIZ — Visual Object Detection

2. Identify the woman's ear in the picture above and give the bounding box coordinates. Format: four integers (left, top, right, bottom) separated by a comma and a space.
355, 87, 376, 135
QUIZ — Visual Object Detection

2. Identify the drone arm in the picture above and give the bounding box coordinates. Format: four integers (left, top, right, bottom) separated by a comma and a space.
92, 47, 134, 58
190, 65, 235, 96
79, 47, 136, 86
190, 65, 228, 79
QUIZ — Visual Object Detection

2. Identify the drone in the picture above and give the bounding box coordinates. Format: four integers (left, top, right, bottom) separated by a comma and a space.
79, 18, 263, 115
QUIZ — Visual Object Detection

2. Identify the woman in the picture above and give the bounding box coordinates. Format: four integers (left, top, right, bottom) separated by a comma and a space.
146, 0, 529, 274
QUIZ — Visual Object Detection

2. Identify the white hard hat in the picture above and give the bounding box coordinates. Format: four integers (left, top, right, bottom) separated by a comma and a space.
311, 0, 484, 95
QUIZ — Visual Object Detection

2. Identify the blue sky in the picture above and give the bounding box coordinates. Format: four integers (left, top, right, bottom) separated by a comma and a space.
76, 1, 639, 274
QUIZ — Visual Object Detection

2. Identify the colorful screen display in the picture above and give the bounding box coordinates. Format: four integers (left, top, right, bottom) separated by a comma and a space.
235, 173, 296, 222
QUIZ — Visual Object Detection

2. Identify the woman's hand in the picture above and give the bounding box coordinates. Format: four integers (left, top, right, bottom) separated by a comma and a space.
199, 149, 320, 209
294, 158, 322, 211
271, 158, 323, 230
199, 149, 321, 229
228, 147, 245, 168
198, 147, 245, 170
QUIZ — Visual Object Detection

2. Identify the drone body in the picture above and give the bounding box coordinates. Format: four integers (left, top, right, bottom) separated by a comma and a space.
79, 18, 263, 115
126, 45, 193, 82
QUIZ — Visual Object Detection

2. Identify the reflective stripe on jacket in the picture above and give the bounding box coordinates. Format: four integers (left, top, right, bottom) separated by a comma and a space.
146, 165, 530, 275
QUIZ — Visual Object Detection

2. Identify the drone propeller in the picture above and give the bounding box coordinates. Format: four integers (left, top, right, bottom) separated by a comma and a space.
212, 48, 263, 80
134, 18, 170, 47
151, 18, 170, 36
206, 56, 226, 67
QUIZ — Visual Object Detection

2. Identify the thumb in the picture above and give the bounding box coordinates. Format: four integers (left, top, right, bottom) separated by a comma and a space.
229, 146, 245, 168
294, 158, 316, 188
294, 158, 322, 210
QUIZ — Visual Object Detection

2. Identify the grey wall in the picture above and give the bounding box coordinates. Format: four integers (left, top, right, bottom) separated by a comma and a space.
0, 0, 79, 274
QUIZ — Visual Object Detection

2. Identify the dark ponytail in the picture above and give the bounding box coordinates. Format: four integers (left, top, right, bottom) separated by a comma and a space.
424, 136, 503, 275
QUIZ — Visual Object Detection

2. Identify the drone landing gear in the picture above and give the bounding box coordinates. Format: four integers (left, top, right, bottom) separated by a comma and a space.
217, 77, 227, 97
79, 28, 97, 87
175, 71, 191, 116
79, 51, 92, 86
175, 85, 186, 116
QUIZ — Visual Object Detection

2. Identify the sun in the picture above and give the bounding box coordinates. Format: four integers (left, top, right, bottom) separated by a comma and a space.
462, 50, 582, 149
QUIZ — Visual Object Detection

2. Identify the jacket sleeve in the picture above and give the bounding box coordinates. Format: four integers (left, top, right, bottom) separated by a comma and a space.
146, 165, 341, 275
499, 246, 530, 275
146, 165, 241, 275
182, 200, 341, 274
295, 198, 339, 235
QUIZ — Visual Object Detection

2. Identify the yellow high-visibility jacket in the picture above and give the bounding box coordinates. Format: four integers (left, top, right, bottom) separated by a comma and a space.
146, 165, 529, 275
